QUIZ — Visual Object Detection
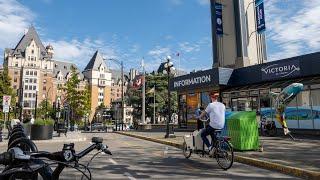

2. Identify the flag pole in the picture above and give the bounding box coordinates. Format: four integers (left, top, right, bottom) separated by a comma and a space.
141, 59, 146, 124
153, 85, 156, 124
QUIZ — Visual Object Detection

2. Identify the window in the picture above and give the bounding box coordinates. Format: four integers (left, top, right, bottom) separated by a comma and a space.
55, 64, 57, 68
29, 85, 32, 90
28, 93, 32, 98
26, 71, 29, 75
33, 93, 36, 98
33, 86, 36, 90
13, 85, 17, 89
64, 66, 67, 69
34, 79, 37, 83
14, 71, 18, 75
31, 57, 34, 61
43, 86, 46, 91
30, 71, 33, 76
35, 57, 36, 61
34, 71, 37, 76
44, 73, 47, 77
14, 78, 17, 82
24, 93, 27, 98
31, 50, 34, 54
15, 63, 18, 67
25, 85, 28, 90
28, 56, 30, 60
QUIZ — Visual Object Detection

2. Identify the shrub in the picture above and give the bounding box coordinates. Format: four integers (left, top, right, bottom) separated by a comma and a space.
33, 119, 54, 126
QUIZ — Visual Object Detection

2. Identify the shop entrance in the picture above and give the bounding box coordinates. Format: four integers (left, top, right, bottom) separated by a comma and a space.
231, 97, 258, 111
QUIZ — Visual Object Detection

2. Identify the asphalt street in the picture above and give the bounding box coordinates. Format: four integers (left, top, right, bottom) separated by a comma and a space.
0, 133, 299, 180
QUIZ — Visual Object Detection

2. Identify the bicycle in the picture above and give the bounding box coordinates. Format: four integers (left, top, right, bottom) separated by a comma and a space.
182, 119, 234, 170
0, 136, 112, 180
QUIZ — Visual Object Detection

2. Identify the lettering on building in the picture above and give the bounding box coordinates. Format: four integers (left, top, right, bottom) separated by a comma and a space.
173, 75, 211, 88
261, 63, 300, 78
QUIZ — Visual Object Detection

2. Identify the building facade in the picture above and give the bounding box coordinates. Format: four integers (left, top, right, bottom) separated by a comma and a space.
82, 51, 112, 120
3, 26, 111, 122
170, 52, 320, 131
211, 0, 267, 68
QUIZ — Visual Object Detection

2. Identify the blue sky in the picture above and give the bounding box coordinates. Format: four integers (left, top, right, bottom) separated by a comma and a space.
0, 0, 320, 72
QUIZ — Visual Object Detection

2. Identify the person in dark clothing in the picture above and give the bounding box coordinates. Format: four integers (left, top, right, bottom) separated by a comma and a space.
195, 107, 205, 130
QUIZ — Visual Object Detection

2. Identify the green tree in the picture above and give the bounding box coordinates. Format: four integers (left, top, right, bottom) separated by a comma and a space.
0, 66, 16, 119
62, 66, 91, 124
36, 99, 54, 120
126, 72, 178, 124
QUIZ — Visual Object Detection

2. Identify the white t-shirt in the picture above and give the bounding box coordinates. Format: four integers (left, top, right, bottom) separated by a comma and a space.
205, 101, 225, 129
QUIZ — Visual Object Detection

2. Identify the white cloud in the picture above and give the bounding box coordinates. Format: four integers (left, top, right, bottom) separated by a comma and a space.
197, 0, 209, 6
265, 0, 320, 60
179, 42, 200, 53
148, 46, 171, 58
46, 38, 118, 68
0, 0, 34, 50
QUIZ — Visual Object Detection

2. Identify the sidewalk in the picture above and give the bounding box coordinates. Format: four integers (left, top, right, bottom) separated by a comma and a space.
0, 131, 87, 146
116, 131, 320, 179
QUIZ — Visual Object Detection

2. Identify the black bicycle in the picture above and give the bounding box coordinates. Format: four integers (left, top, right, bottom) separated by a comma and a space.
0, 136, 112, 180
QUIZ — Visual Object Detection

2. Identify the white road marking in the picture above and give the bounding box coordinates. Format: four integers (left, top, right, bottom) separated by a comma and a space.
124, 172, 137, 180
109, 158, 118, 165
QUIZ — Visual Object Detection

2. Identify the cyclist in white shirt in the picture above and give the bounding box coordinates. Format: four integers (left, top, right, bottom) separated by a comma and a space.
198, 92, 225, 152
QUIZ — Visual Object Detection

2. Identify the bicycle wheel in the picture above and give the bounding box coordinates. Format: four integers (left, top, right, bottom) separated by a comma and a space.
215, 139, 234, 170
8, 137, 38, 152
182, 141, 192, 159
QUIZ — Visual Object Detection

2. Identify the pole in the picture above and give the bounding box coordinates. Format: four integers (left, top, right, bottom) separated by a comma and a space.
142, 59, 146, 124
35, 91, 38, 120
153, 85, 156, 124
121, 61, 125, 130
165, 59, 171, 138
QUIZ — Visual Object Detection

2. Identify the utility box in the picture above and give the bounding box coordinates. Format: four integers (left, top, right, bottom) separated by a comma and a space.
227, 111, 259, 151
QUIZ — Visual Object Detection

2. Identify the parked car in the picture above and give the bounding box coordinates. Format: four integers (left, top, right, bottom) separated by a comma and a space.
90, 122, 106, 132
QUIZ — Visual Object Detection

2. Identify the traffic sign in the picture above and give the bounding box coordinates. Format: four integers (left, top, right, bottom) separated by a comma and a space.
3, 95, 11, 113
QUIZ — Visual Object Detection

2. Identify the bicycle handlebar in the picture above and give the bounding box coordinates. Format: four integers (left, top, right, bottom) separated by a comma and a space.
0, 139, 112, 165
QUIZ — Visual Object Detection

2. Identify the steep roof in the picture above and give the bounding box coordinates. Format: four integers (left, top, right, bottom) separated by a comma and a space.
12, 26, 48, 59
52, 60, 84, 79
84, 50, 107, 71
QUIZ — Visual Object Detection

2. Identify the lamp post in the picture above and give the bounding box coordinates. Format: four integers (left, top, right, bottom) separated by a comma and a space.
35, 88, 39, 120
163, 56, 176, 138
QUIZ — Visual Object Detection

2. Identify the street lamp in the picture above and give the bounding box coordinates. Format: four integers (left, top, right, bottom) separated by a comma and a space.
163, 56, 176, 138
35, 88, 39, 120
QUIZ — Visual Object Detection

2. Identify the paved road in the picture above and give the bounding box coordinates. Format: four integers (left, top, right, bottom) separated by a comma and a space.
0, 133, 299, 179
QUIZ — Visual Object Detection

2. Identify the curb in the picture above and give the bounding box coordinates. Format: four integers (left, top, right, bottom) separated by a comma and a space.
115, 131, 320, 180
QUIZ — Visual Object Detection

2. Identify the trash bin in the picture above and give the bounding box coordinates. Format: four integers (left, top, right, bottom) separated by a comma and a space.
227, 111, 260, 151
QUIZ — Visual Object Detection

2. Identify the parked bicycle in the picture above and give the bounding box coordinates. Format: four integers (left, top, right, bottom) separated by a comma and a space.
260, 116, 277, 137
182, 119, 234, 170
0, 124, 112, 180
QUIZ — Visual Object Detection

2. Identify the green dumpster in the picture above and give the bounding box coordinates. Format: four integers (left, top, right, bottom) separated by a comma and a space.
227, 111, 259, 151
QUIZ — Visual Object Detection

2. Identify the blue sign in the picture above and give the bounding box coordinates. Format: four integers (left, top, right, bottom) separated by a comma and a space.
255, 0, 265, 33
261, 59, 301, 80
215, 3, 223, 36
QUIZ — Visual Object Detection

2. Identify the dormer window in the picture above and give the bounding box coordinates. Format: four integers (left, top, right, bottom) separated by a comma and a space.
55, 64, 57, 68
64, 66, 67, 69
31, 50, 34, 54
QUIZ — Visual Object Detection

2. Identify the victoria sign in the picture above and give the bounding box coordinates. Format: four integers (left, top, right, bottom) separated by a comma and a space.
261, 59, 300, 80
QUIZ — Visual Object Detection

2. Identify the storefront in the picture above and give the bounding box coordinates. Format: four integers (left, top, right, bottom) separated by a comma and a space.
170, 52, 320, 130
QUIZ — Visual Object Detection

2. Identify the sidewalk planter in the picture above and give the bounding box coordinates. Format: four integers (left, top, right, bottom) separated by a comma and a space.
30, 119, 54, 140
227, 111, 260, 151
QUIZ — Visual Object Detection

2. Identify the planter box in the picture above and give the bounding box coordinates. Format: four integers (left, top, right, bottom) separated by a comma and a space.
30, 125, 54, 140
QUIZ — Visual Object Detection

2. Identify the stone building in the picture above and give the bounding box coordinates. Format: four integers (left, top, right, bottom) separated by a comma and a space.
3, 26, 111, 121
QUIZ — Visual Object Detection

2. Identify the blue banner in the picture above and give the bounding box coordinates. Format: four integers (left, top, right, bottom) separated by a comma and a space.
215, 3, 223, 36
255, 0, 265, 33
